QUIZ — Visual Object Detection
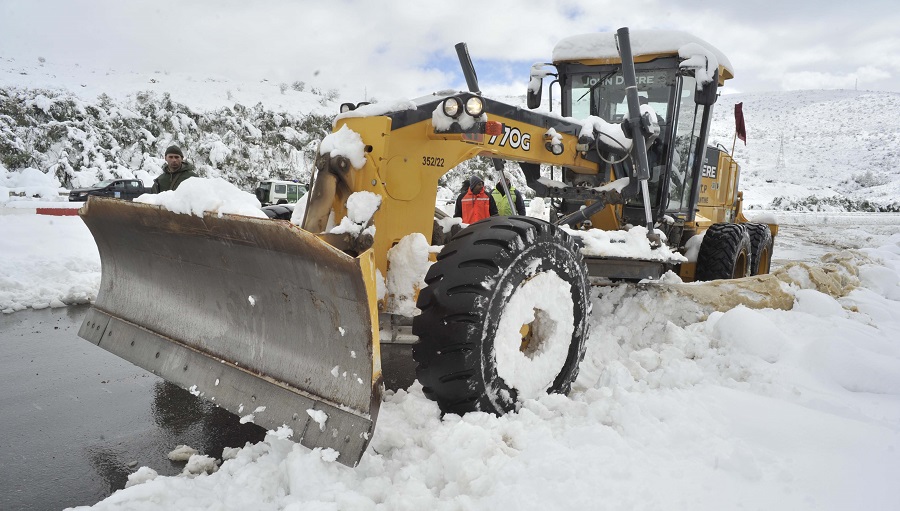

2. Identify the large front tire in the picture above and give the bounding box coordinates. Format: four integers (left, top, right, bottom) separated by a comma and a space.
412, 216, 590, 415
695, 223, 751, 281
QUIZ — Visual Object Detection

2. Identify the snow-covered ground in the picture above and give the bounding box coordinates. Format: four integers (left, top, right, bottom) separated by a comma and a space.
2, 191, 899, 510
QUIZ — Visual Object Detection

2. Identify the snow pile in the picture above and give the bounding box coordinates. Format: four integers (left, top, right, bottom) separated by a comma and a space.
134, 177, 267, 218
73, 235, 900, 510
0, 166, 65, 203
3, 209, 898, 509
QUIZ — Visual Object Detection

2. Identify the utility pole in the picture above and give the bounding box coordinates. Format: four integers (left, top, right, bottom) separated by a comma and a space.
776, 132, 786, 169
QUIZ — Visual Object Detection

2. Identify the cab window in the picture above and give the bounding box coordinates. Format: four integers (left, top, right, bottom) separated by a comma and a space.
668, 75, 702, 212
568, 67, 677, 207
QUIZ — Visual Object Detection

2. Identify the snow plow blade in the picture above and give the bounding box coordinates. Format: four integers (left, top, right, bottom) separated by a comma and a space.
77, 197, 381, 467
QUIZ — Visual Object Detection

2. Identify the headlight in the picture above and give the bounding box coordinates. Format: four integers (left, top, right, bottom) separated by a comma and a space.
442, 97, 461, 118
465, 96, 484, 117
339, 102, 355, 113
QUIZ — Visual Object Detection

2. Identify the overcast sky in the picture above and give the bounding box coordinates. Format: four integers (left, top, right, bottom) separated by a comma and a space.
2, 0, 898, 101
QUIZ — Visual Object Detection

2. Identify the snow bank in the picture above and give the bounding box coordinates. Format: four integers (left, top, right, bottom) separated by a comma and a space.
0, 215, 99, 313
0, 166, 66, 203
72, 235, 900, 511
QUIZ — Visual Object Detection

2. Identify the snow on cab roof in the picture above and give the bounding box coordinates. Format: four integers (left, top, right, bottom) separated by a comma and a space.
552, 30, 734, 80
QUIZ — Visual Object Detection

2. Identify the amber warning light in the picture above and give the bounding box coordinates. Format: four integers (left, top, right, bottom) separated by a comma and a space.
484, 121, 504, 136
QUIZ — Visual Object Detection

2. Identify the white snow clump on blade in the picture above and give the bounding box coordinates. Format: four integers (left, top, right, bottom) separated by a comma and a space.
134, 177, 267, 218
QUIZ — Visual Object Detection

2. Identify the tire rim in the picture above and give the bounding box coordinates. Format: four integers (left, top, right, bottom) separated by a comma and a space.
733, 249, 749, 279
758, 246, 771, 274
494, 270, 575, 399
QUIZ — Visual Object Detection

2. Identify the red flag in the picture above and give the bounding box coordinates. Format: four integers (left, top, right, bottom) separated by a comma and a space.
735, 102, 747, 145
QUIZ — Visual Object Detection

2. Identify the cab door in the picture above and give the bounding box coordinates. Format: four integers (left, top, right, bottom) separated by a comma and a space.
125, 180, 143, 199
110, 181, 126, 199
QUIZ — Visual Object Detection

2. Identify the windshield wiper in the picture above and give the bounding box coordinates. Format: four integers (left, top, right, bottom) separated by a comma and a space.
576, 68, 620, 103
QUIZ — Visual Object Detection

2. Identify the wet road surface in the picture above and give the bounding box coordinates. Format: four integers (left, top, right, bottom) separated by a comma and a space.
0, 306, 266, 511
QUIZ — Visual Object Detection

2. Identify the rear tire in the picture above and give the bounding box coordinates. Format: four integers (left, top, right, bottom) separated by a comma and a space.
745, 223, 774, 275
695, 223, 751, 281
412, 216, 590, 415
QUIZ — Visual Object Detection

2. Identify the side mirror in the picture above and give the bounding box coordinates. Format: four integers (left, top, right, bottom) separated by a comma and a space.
695, 68, 719, 106
527, 63, 555, 110
527, 83, 542, 110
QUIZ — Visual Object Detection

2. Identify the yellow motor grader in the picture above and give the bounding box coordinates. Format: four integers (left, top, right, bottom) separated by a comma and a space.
77, 28, 775, 467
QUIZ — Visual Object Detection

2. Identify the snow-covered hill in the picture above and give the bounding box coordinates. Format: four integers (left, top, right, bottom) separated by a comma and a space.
711, 90, 900, 211
2, 55, 899, 211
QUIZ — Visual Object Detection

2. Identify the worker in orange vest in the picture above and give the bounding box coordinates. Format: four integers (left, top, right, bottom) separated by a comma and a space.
454, 175, 497, 224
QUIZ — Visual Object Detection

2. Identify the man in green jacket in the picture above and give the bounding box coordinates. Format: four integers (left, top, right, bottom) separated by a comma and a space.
491, 173, 527, 216
151, 145, 197, 193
